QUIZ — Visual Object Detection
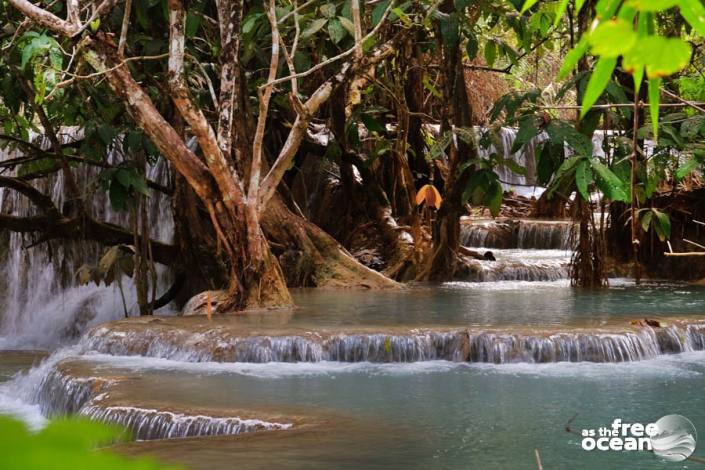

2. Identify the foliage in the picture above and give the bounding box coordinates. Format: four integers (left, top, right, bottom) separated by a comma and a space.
0, 415, 177, 470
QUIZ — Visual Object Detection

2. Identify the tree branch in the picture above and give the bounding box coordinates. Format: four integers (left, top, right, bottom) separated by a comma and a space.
81, 36, 215, 202
167, 0, 245, 212
259, 0, 396, 91
0, 175, 62, 219
257, 38, 399, 212
8, 0, 119, 38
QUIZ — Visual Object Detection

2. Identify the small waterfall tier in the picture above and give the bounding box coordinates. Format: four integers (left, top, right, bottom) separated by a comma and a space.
460, 219, 576, 250
81, 320, 705, 365
32, 363, 292, 441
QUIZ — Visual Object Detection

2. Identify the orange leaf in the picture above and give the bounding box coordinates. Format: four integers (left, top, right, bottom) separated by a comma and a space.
416, 184, 442, 209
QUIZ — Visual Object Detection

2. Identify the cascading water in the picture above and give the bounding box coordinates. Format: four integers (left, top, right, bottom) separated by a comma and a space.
458, 219, 574, 281
78, 322, 705, 365
460, 220, 575, 251
0, 130, 175, 349
478, 127, 542, 196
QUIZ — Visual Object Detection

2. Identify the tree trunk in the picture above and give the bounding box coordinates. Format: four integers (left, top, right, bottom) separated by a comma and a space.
262, 196, 399, 289
83, 35, 292, 311
424, 0, 476, 281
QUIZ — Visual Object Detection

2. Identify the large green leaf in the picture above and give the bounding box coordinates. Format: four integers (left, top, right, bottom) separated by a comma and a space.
623, 36, 691, 78
520, 0, 540, 13
648, 77, 661, 141
486, 178, 503, 217
680, 0, 705, 36
625, 0, 679, 11
328, 17, 347, 44
675, 156, 702, 180
546, 120, 593, 157
595, 0, 622, 18
301, 18, 328, 39
575, 158, 593, 200
588, 19, 637, 57
641, 210, 653, 233
590, 159, 629, 201
553, 0, 570, 27
558, 37, 589, 80
580, 57, 617, 118
651, 208, 671, 240
511, 115, 541, 153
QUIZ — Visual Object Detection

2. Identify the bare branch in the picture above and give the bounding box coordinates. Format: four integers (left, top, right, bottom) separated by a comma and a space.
0, 176, 62, 218
167, 0, 246, 213
257, 38, 398, 212
352, 0, 363, 60
118, 0, 133, 57
249, 0, 280, 215
260, 0, 396, 91
8, 0, 118, 37
82, 37, 215, 202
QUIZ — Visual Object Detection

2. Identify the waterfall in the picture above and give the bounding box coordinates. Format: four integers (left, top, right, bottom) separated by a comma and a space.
0, 130, 175, 349
457, 258, 569, 282
516, 221, 575, 250
82, 405, 292, 441
80, 322, 705, 365
477, 127, 542, 194
24, 360, 292, 440
460, 220, 575, 251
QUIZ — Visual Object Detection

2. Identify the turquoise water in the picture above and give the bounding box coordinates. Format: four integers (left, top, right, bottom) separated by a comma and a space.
286, 280, 705, 328
4, 281, 705, 468
80, 352, 705, 469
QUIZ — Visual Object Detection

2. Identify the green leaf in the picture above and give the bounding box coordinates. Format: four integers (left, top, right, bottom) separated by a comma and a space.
511, 115, 541, 153
301, 18, 328, 39
641, 210, 653, 232
185, 12, 203, 38
372, 0, 391, 25
623, 36, 691, 78
588, 19, 637, 57
648, 77, 661, 141
520, 0, 540, 13
361, 114, 385, 133
339, 16, 356, 35
675, 156, 701, 180
320, 3, 337, 18
546, 120, 593, 157
484, 40, 497, 67
558, 37, 589, 80
502, 158, 528, 176
680, 0, 705, 36
595, 0, 622, 18
486, 179, 503, 217
554, 0, 570, 27
328, 17, 347, 44
575, 158, 593, 199
109, 179, 129, 211
591, 159, 629, 201
625, 0, 679, 11
652, 208, 671, 240
580, 57, 617, 118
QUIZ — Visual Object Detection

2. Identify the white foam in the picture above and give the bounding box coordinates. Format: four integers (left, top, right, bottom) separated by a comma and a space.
443, 279, 570, 290
0, 387, 46, 430
466, 351, 705, 379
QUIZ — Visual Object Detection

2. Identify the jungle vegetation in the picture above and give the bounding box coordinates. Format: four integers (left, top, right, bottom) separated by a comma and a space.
1, 0, 704, 312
